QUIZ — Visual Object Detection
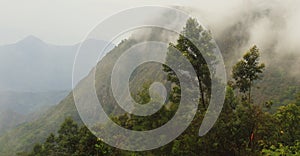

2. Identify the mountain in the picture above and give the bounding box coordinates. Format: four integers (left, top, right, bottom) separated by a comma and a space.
0, 27, 300, 155
0, 35, 112, 92
0, 93, 80, 155
0, 109, 25, 135
0, 90, 69, 115
0, 35, 167, 155
0, 90, 69, 135
0, 36, 113, 142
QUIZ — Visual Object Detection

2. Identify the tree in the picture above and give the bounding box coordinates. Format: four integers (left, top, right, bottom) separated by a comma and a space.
232, 45, 265, 103
29, 144, 43, 156
56, 117, 80, 155
163, 18, 216, 109
23, 18, 300, 156
275, 103, 300, 145
262, 142, 300, 156
43, 133, 57, 155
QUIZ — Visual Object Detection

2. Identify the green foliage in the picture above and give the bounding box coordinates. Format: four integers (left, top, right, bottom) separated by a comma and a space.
0, 93, 80, 155
12, 18, 300, 156
275, 104, 300, 145
252, 69, 300, 112
57, 117, 79, 155
232, 45, 265, 103
262, 141, 300, 155
26, 118, 114, 156
163, 18, 216, 108
24, 92, 300, 156
295, 92, 300, 106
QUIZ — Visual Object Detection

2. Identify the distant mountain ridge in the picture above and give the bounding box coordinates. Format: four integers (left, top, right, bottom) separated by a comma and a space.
0, 90, 69, 115
0, 35, 113, 92
0, 36, 113, 142
0, 25, 300, 155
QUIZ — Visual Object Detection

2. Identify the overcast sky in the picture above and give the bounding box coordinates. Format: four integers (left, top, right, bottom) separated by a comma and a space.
0, 0, 189, 45
1, 0, 299, 46
1, 0, 300, 77
0, 0, 249, 45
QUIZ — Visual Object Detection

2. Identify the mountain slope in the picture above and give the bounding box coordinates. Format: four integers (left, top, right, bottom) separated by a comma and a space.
0, 36, 167, 155
1, 29, 300, 155
0, 36, 113, 139
0, 109, 24, 135
0, 93, 80, 155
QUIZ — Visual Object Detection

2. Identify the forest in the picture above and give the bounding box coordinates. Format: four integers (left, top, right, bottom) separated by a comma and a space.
16, 18, 300, 156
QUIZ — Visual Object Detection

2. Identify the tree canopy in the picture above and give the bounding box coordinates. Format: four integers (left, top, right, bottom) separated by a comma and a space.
22, 18, 300, 156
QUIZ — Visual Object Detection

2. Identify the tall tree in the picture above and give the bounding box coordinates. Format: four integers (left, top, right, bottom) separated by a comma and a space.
163, 18, 216, 108
232, 45, 265, 103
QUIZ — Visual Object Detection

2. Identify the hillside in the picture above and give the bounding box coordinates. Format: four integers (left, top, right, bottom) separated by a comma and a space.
0, 37, 114, 141
0, 109, 24, 135
1, 28, 300, 155
0, 93, 80, 155
0, 33, 169, 155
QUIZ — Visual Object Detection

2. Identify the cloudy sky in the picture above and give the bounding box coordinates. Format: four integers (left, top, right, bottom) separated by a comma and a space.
0, 0, 186, 45
1, 0, 300, 84
0, 0, 247, 45
1, 0, 299, 49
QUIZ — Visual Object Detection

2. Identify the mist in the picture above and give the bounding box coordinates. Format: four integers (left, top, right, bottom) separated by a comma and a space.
180, 0, 300, 77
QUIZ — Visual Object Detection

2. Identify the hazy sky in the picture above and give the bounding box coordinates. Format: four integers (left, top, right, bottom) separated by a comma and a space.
1, 0, 300, 81
1, 0, 299, 48
0, 0, 249, 45
0, 0, 191, 45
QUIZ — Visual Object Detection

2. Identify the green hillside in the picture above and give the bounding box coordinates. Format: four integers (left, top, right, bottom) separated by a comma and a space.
0, 34, 168, 155
0, 93, 80, 155
0, 22, 299, 155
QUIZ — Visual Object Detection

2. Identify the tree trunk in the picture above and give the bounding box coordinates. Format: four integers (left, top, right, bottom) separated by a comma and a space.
198, 76, 206, 108
248, 82, 252, 104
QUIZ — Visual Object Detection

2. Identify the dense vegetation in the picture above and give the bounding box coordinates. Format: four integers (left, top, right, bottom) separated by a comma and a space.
21, 101, 300, 155
17, 18, 300, 156
0, 21, 294, 156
